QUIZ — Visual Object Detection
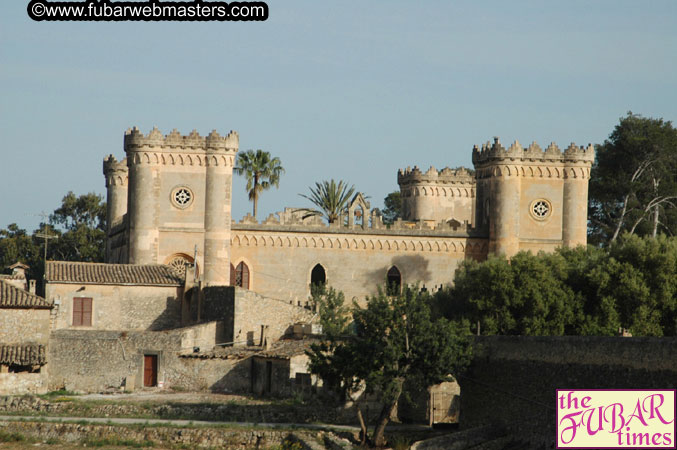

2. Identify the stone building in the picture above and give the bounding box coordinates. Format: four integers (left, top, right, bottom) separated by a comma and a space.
14, 125, 594, 398
103, 128, 594, 303
0, 279, 53, 394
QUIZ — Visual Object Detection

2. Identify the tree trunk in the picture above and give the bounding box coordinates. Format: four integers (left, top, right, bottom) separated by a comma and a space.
372, 381, 403, 448
253, 197, 257, 219
652, 205, 660, 238
372, 398, 399, 447
611, 194, 630, 242
356, 405, 368, 445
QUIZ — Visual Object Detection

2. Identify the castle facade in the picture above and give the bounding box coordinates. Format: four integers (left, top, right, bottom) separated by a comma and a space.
104, 128, 594, 303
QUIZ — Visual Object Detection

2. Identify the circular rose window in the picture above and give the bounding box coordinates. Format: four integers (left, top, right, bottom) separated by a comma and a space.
530, 199, 552, 220
170, 186, 193, 209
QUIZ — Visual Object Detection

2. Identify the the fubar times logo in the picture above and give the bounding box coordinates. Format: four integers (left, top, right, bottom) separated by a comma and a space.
557, 390, 676, 448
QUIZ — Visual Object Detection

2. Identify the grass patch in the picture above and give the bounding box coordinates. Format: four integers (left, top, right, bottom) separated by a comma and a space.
0, 430, 28, 442
82, 437, 155, 448
37, 389, 79, 399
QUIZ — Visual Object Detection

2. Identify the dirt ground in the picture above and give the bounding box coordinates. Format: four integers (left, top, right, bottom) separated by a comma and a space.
76, 389, 270, 405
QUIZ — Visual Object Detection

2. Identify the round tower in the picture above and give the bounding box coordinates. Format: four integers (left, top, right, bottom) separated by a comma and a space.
103, 155, 128, 232
124, 127, 162, 265
203, 130, 239, 286
473, 137, 521, 257
562, 144, 595, 247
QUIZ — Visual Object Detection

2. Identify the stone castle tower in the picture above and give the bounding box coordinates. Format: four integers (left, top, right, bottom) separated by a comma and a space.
103, 127, 239, 286
398, 137, 594, 257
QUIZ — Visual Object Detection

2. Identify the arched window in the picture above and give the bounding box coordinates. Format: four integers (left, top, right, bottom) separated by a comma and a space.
386, 266, 401, 295
230, 261, 250, 289
311, 264, 326, 287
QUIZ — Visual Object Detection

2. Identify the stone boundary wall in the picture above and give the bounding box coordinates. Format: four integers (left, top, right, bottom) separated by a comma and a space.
0, 420, 317, 449
460, 336, 677, 447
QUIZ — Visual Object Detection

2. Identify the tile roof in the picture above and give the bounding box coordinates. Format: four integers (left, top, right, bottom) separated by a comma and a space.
0, 279, 52, 309
256, 338, 318, 359
0, 344, 47, 365
0, 274, 26, 280
45, 261, 183, 286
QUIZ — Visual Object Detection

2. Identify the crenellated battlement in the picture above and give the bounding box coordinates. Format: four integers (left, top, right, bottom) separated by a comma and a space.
472, 137, 594, 165
398, 165, 475, 185
124, 126, 239, 151
103, 155, 128, 187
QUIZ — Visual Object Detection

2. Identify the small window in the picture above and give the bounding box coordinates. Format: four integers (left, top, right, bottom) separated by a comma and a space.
311, 264, 326, 287
73, 297, 92, 327
386, 266, 401, 295
231, 262, 250, 289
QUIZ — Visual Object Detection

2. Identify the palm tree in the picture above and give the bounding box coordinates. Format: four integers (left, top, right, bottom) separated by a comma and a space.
299, 179, 356, 224
234, 149, 285, 219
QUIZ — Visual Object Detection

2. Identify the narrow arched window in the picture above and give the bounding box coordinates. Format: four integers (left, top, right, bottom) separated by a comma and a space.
311, 264, 326, 287
386, 266, 401, 295
232, 262, 250, 289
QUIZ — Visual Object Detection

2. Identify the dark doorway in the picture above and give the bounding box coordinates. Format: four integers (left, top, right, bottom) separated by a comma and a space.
143, 355, 158, 387
311, 264, 326, 287
387, 266, 402, 295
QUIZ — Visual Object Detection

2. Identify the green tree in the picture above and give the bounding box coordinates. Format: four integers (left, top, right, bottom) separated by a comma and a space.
381, 191, 402, 224
234, 149, 285, 219
308, 286, 471, 447
49, 192, 106, 262
0, 224, 42, 278
589, 113, 677, 245
299, 179, 356, 224
439, 253, 579, 336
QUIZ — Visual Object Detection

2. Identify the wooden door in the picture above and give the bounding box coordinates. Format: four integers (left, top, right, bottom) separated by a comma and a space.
430, 391, 460, 425
144, 355, 157, 387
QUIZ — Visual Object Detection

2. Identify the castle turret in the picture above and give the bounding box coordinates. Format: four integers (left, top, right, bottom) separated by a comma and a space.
124, 127, 162, 264
472, 137, 594, 257
203, 130, 239, 286
103, 155, 128, 232
397, 166, 475, 225
562, 143, 595, 247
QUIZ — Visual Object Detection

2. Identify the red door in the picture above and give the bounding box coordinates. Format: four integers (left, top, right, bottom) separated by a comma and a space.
144, 355, 157, 387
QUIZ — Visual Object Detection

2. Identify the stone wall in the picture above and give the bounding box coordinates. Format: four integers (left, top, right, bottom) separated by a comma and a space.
251, 353, 311, 397
48, 326, 250, 393
232, 288, 315, 345
0, 420, 319, 449
231, 226, 486, 305
460, 336, 677, 447
0, 309, 51, 344
46, 283, 182, 331
0, 373, 48, 395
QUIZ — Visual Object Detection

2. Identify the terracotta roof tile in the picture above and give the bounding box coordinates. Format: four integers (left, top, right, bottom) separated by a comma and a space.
0, 280, 52, 309
0, 274, 26, 280
45, 261, 183, 286
0, 344, 46, 365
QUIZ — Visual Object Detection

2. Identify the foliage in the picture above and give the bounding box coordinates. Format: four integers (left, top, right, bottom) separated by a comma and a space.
381, 191, 402, 224
49, 191, 106, 262
436, 235, 677, 337
0, 223, 42, 276
307, 285, 471, 447
298, 179, 356, 224
234, 149, 285, 219
310, 284, 350, 340
0, 192, 106, 283
589, 113, 677, 245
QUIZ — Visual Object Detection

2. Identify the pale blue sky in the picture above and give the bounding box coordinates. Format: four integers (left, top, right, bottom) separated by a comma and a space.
1, 1, 676, 231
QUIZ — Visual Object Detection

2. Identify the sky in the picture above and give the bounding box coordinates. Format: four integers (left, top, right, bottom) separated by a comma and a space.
1, 0, 676, 232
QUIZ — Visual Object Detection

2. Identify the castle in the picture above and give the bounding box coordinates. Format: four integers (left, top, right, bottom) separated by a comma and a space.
103, 128, 595, 302
0, 126, 594, 398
